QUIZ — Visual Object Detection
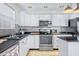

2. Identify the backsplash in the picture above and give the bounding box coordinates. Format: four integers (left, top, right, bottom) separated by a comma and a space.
0, 29, 18, 37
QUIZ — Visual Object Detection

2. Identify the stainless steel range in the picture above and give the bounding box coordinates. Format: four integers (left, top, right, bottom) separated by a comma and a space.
39, 20, 53, 50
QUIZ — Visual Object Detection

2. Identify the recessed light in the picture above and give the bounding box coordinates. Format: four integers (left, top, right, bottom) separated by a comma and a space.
44, 6, 48, 8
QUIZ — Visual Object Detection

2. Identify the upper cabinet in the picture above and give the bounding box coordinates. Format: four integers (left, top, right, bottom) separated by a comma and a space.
0, 4, 15, 29
69, 14, 79, 19
39, 15, 51, 20
18, 11, 39, 26
52, 14, 69, 26
0, 4, 15, 19
25, 14, 39, 26
18, 13, 69, 26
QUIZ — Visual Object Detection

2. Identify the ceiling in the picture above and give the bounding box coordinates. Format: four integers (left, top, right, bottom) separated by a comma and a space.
16, 3, 77, 14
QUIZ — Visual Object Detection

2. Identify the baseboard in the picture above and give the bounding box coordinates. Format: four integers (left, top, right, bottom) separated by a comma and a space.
30, 48, 58, 50
29, 48, 39, 50
53, 48, 58, 50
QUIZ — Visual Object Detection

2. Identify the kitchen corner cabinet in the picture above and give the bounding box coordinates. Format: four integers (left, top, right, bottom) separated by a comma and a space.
59, 38, 79, 56
52, 14, 68, 26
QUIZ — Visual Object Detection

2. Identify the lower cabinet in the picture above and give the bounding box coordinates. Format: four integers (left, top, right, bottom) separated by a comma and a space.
10, 44, 19, 56
53, 35, 59, 49
27, 35, 39, 49
0, 44, 19, 56
28, 35, 35, 49
19, 37, 29, 56
34, 35, 39, 49
0, 35, 39, 56
19, 35, 39, 56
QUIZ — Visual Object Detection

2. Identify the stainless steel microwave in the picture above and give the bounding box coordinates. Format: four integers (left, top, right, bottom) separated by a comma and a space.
39, 20, 52, 27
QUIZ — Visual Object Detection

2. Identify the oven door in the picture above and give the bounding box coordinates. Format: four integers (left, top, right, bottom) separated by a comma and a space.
40, 35, 52, 44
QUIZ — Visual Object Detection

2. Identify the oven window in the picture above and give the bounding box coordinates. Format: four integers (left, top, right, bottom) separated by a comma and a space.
40, 36, 52, 44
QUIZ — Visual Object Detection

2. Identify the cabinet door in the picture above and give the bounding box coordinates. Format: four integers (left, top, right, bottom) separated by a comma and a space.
26, 36, 31, 49
0, 4, 15, 29
25, 37, 30, 55
19, 43, 25, 56
20, 11, 25, 26
34, 35, 39, 49
69, 14, 79, 19
25, 15, 39, 26
52, 14, 68, 26
39, 15, 51, 20
58, 39, 68, 56
53, 35, 59, 48
28, 35, 35, 49
19, 38, 27, 56
68, 42, 79, 56
0, 4, 15, 19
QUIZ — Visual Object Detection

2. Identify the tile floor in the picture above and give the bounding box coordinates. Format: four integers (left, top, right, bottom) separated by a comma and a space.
27, 50, 59, 56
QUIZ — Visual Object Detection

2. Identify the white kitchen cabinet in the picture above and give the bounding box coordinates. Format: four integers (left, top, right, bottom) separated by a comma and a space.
0, 14, 15, 29
19, 11, 25, 26
27, 35, 39, 49
39, 15, 51, 20
52, 14, 69, 26
53, 34, 72, 49
19, 35, 39, 56
68, 42, 79, 56
0, 4, 15, 19
25, 15, 39, 26
69, 14, 79, 19
53, 35, 59, 49
27, 35, 35, 49
15, 10, 21, 25
19, 37, 28, 56
19, 12, 39, 26
0, 4, 15, 29
58, 38, 68, 56
24, 36, 30, 55
59, 38, 79, 56
34, 35, 39, 49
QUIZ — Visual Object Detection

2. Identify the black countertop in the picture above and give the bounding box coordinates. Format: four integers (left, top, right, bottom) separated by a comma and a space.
0, 33, 31, 54
58, 36, 79, 42
0, 40, 18, 53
